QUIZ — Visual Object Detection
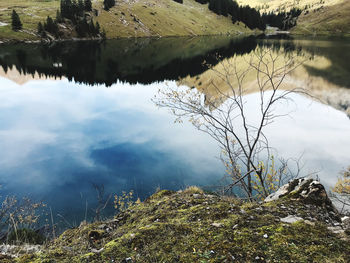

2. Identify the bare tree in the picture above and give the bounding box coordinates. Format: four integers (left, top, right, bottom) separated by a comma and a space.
154, 48, 307, 200
92, 183, 112, 222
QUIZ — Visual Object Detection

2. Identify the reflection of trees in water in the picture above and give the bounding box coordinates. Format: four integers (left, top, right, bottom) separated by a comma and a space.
0, 37, 258, 86
0, 36, 348, 89
257, 37, 350, 88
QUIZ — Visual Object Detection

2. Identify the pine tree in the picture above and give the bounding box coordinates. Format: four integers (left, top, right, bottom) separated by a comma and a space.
95, 21, 101, 35
37, 22, 43, 34
84, 0, 92, 11
56, 10, 63, 23
11, 10, 23, 31
104, 0, 115, 11
78, 0, 85, 14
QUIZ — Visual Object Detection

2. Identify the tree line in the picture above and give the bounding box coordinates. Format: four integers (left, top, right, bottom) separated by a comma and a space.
37, 0, 105, 39
60, 0, 92, 21
11, 0, 302, 37
193, 0, 265, 30
262, 8, 302, 30
193, 0, 301, 31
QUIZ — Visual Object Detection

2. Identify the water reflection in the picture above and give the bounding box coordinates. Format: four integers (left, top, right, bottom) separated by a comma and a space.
0, 79, 223, 225
0, 36, 349, 225
0, 36, 258, 86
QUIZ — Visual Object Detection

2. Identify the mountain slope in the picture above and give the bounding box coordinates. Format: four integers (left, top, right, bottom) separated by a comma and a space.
237, 0, 350, 36
0, 0, 251, 41
237, 0, 344, 13
291, 0, 350, 36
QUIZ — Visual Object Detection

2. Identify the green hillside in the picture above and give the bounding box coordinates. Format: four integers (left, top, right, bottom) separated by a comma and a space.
7, 186, 350, 263
0, 0, 251, 41
237, 0, 350, 36
291, 0, 350, 36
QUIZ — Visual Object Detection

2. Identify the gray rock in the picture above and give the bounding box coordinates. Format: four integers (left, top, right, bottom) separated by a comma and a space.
265, 178, 339, 219
327, 226, 345, 234
342, 216, 350, 232
280, 215, 304, 224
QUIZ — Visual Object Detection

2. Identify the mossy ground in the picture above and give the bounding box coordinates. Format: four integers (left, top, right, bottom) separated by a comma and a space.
0, 0, 251, 41
12, 188, 350, 263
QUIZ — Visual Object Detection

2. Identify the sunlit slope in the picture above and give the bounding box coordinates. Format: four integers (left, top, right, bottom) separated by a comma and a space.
291, 1, 350, 36
237, 0, 343, 12
94, 0, 250, 38
237, 0, 349, 36
0, 0, 58, 41
0, 0, 251, 41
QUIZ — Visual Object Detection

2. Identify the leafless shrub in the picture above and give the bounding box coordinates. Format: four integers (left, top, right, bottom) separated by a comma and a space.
154, 47, 309, 200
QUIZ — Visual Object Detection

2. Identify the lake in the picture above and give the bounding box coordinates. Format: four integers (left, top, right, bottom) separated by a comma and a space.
0, 35, 349, 227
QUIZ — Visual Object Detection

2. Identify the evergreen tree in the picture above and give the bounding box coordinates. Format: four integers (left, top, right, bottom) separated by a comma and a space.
44, 16, 59, 37
84, 0, 92, 11
95, 21, 101, 35
11, 10, 23, 31
195, 0, 209, 4
37, 22, 43, 34
78, 0, 85, 14
104, 0, 116, 11
101, 28, 107, 40
56, 10, 63, 23
61, 0, 72, 19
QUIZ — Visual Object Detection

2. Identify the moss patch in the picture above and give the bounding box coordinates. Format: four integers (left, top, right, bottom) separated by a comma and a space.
14, 189, 350, 263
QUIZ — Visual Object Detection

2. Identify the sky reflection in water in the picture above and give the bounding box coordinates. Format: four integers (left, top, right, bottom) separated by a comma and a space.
0, 77, 223, 221
0, 56, 349, 222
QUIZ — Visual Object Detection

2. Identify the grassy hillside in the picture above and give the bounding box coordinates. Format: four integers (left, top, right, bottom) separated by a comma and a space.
6, 187, 350, 262
291, 1, 350, 36
0, 0, 251, 41
237, 0, 344, 13
237, 0, 350, 36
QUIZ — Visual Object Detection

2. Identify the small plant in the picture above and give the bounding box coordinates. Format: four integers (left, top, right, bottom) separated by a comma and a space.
333, 166, 350, 195
114, 190, 140, 212
330, 166, 350, 214
252, 157, 280, 200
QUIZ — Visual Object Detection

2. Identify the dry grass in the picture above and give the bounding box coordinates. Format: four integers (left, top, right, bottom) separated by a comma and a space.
237, 0, 343, 12
0, 0, 59, 41
237, 0, 350, 36
0, 0, 251, 41
291, 0, 350, 36
94, 0, 251, 38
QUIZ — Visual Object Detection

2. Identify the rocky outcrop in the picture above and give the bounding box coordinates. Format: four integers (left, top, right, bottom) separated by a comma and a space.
3, 183, 350, 263
265, 178, 348, 235
265, 178, 338, 213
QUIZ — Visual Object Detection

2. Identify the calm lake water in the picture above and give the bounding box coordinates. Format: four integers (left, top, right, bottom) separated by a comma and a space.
0, 36, 349, 225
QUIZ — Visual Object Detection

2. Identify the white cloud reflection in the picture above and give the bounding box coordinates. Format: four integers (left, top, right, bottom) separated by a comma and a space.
0, 76, 349, 212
